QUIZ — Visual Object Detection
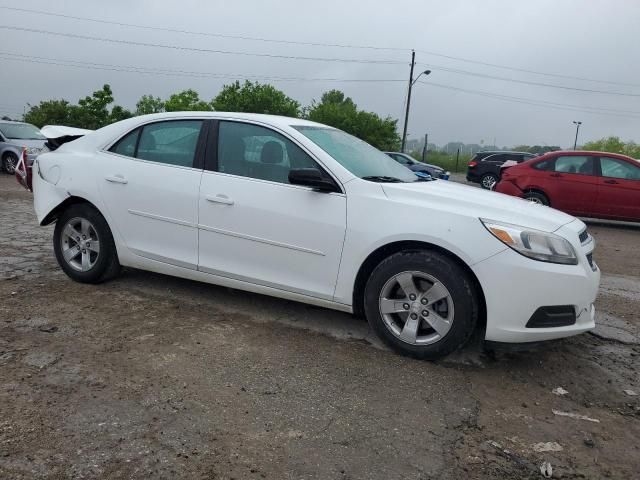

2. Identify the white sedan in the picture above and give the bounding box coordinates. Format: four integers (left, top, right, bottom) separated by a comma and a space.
32, 112, 600, 359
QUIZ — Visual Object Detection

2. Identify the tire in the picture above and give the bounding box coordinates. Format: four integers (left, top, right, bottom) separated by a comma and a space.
53, 203, 121, 284
480, 173, 498, 190
364, 250, 478, 360
523, 191, 549, 206
2, 152, 18, 174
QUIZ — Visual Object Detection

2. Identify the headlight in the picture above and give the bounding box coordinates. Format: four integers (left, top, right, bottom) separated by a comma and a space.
25, 147, 43, 155
481, 219, 578, 265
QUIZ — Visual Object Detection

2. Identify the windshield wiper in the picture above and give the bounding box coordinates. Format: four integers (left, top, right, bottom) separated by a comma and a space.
362, 175, 405, 183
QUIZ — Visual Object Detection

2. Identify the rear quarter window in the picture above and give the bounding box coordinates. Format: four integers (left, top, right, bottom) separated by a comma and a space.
533, 158, 555, 171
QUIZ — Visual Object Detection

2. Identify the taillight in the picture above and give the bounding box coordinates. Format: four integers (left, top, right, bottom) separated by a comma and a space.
468, 161, 477, 167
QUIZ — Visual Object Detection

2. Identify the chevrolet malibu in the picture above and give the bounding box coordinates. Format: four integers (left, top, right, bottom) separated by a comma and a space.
31, 113, 600, 359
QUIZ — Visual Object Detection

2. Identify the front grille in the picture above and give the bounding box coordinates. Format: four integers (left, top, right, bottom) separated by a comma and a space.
526, 306, 576, 328
579, 229, 589, 244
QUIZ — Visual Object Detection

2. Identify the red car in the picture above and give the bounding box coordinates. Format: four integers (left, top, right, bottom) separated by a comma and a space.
495, 151, 640, 222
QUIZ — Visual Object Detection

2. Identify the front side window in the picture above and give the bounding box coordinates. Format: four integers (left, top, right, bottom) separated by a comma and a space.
109, 120, 202, 167
554, 156, 594, 175
217, 121, 318, 184
293, 126, 417, 182
600, 157, 640, 180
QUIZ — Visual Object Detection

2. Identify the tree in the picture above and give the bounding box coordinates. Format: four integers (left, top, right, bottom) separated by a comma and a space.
74, 84, 115, 129
212, 81, 300, 116
24, 100, 73, 128
164, 89, 212, 112
582, 136, 640, 158
306, 90, 400, 150
136, 95, 165, 115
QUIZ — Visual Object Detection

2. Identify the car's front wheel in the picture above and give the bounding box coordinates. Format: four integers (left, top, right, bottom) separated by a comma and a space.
523, 191, 549, 206
53, 203, 121, 283
2, 152, 18, 174
364, 250, 478, 360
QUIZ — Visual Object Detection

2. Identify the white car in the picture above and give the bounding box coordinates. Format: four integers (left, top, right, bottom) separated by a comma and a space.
31, 112, 600, 359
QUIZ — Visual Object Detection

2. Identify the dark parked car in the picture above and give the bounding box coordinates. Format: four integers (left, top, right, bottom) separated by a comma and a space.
466, 151, 535, 189
495, 150, 640, 222
385, 152, 449, 179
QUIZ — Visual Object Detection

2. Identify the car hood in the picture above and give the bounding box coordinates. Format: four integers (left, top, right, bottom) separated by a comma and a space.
381, 180, 576, 233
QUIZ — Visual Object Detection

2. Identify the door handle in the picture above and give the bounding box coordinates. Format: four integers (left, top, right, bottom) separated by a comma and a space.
206, 194, 234, 205
105, 175, 128, 184
603, 179, 618, 184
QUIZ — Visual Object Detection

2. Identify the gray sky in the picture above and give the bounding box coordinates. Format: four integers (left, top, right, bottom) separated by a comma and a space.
1, 0, 639, 148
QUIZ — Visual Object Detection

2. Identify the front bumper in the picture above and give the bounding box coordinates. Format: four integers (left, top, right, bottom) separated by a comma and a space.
473, 222, 599, 343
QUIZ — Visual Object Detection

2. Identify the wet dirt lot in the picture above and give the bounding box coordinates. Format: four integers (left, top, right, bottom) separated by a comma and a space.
1, 174, 639, 479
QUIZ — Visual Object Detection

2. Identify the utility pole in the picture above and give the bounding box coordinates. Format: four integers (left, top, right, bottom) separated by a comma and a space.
422, 133, 428, 162
401, 50, 416, 153
572, 121, 582, 150
455, 148, 460, 173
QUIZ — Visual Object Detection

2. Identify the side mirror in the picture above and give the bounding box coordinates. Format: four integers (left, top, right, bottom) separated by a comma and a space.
288, 168, 339, 193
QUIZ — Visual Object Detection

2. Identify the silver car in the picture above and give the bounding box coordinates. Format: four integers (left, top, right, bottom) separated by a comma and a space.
0, 121, 47, 174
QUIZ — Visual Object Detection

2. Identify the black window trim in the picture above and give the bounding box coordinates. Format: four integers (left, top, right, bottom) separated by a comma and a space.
105, 118, 209, 170
204, 118, 344, 194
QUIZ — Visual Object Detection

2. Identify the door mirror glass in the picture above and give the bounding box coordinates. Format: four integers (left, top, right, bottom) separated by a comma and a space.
288, 168, 339, 192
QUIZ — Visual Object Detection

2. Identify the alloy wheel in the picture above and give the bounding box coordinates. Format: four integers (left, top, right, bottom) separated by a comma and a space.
481, 175, 497, 189
378, 271, 454, 345
60, 217, 101, 272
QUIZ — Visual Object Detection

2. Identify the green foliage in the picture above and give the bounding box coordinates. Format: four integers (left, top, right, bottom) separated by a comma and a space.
212, 80, 300, 116
24, 100, 74, 128
512, 145, 561, 155
23, 84, 132, 129
164, 89, 212, 112
136, 95, 165, 115
306, 90, 400, 151
409, 150, 471, 173
582, 136, 640, 158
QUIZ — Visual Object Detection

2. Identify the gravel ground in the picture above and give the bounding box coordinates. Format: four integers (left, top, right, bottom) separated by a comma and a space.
1, 174, 639, 479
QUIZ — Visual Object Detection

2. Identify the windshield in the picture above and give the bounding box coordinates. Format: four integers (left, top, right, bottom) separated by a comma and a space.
293, 126, 418, 182
0, 123, 45, 140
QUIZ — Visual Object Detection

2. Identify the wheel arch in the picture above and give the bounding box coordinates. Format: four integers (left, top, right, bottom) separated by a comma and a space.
352, 240, 486, 333
40, 195, 103, 226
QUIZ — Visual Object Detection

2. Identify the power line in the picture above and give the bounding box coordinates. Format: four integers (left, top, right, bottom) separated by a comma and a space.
0, 25, 405, 65
416, 49, 640, 88
419, 81, 640, 118
0, 51, 406, 83
0, 5, 633, 88
419, 64, 640, 97
0, 5, 408, 52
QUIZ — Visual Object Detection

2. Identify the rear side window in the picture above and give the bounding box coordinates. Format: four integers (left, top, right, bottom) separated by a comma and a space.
484, 154, 505, 163
554, 156, 594, 175
533, 159, 554, 171
108, 120, 203, 168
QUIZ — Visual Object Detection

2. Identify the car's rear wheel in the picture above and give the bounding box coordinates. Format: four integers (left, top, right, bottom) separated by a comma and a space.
53, 203, 121, 283
2, 152, 18, 174
480, 173, 498, 190
364, 250, 478, 359
523, 191, 549, 206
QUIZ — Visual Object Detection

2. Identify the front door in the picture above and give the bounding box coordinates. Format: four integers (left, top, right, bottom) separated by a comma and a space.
96, 119, 206, 269
198, 120, 347, 300
595, 156, 640, 221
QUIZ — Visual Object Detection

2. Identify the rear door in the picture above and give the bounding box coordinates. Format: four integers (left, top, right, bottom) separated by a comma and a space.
96, 119, 207, 269
541, 155, 598, 215
594, 156, 640, 221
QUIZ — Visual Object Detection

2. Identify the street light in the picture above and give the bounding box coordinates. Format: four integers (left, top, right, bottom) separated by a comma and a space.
401, 50, 431, 152
572, 121, 582, 150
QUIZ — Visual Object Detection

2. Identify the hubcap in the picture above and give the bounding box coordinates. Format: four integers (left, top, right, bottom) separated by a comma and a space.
60, 217, 100, 272
378, 271, 454, 346
482, 176, 497, 189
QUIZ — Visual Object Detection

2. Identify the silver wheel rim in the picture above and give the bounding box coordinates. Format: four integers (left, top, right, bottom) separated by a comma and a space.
527, 196, 543, 205
482, 175, 496, 189
4, 154, 17, 174
60, 217, 100, 272
378, 271, 454, 346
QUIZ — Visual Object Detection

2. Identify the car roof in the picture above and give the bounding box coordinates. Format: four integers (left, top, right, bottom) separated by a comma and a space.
475, 150, 533, 155
120, 111, 326, 129
0, 120, 30, 125
534, 150, 638, 162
